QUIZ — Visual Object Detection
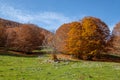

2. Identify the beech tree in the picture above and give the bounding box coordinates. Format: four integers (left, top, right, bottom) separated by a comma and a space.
81, 17, 110, 59
0, 26, 6, 47
55, 23, 73, 53
64, 17, 110, 59
107, 22, 120, 55
5, 27, 18, 49
15, 24, 44, 53
64, 22, 82, 57
5, 24, 44, 53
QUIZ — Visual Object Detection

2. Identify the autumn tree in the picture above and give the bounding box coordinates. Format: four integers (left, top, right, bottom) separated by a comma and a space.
81, 17, 110, 59
55, 23, 73, 53
5, 27, 18, 49
5, 24, 45, 53
0, 18, 21, 47
42, 33, 60, 61
107, 22, 120, 55
64, 17, 110, 60
0, 18, 52, 53
64, 22, 82, 58
0, 26, 6, 47
16, 24, 44, 53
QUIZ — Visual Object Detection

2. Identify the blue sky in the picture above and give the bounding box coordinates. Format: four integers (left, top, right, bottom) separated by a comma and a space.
0, 0, 120, 31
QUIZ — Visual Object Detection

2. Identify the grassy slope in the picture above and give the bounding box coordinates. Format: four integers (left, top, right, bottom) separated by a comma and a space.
0, 52, 120, 80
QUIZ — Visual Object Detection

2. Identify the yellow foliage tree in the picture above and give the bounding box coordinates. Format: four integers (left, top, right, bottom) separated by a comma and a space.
65, 17, 110, 60
65, 22, 82, 57
81, 17, 110, 58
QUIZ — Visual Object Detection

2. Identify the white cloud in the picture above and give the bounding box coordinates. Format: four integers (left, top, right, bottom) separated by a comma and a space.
0, 4, 72, 30
0, 5, 32, 22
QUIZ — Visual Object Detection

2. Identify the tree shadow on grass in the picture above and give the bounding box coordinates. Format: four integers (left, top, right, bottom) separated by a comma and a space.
91, 54, 120, 63
0, 50, 44, 58
0, 50, 120, 63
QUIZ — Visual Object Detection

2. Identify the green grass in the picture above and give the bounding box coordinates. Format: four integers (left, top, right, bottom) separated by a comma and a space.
0, 52, 120, 80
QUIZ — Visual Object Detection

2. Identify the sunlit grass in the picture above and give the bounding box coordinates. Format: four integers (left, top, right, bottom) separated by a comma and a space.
0, 52, 120, 80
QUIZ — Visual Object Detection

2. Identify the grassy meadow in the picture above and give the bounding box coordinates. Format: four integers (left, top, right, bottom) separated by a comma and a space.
0, 51, 120, 80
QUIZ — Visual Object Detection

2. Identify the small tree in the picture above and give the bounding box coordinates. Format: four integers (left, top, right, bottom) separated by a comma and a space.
42, 33, 59, 61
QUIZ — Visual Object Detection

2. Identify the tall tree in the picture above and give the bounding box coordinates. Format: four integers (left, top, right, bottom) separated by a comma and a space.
64, 17, 110, 59
82, 17, 110, 59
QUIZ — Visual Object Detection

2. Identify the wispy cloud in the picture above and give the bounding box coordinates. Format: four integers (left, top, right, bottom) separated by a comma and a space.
0, 3, 72, 30
0, 4, 33, 22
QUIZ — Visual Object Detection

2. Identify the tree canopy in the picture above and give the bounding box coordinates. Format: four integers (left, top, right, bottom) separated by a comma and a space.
63, 17, 110, 59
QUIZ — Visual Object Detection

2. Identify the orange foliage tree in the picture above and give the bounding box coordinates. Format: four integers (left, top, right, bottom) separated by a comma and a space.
107, 22, 120, 55
5, 27, 18, 49
55, 23, 73, 53
5, 24, 45, 53
0, 26, 6, 47
81, 17, 110, 59
64, 22, 82, 57
64, 17, 110, 59
15, 24, 44, 53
